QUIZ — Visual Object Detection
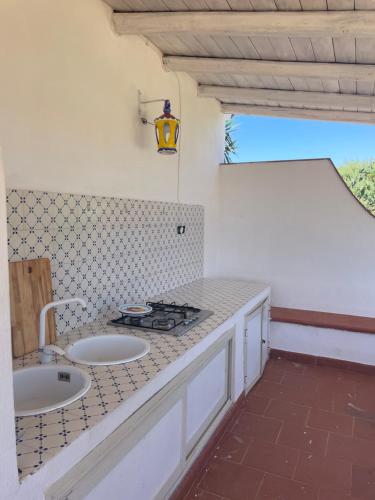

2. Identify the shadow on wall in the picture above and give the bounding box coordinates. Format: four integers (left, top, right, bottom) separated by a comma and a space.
217, 158, 375, 317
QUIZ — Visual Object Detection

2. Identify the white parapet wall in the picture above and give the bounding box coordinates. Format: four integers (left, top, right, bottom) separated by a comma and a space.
271, 322, 375, 366
218, 159, 375, 317
217, 159, 375, 364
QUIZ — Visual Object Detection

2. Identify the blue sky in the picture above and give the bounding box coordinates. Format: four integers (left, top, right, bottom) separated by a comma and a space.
231, 115, 375, 167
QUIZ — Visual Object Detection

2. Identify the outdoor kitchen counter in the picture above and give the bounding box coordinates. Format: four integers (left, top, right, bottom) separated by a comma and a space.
14, 278, 270, 491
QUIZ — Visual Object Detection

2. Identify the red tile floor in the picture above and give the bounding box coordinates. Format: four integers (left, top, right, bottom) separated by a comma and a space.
179, 357, 375, 500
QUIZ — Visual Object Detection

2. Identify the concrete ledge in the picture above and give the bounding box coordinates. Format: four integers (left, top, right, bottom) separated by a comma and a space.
271, 307, 375, 334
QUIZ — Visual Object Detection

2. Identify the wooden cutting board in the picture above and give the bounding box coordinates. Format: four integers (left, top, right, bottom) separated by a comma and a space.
9, 258, 56, 358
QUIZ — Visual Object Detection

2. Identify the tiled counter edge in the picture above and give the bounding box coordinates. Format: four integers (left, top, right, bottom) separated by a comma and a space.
14, 278, 270, 500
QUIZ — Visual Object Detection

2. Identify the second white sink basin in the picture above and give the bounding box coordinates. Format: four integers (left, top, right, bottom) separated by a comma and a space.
65, 334, 150, 366
14, 365, 91, 417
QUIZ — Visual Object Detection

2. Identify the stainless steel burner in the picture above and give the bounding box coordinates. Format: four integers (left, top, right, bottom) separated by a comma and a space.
109, 301, 213, 336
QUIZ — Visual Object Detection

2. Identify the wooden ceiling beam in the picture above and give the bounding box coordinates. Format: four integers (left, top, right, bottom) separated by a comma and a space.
113, 11, 375, 38
221, 103, 375, 124
163, 56, 375, 82
198, 85, 375, 109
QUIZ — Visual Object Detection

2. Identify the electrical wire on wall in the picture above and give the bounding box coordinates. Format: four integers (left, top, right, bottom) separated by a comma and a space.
173, 71, 185, 230
174, 71, 182, 206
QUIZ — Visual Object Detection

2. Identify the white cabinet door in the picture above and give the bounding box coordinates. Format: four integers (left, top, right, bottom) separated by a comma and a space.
86, 399, 183, 500
244, 304, 263, 392
261, 301, 270, 371
47, 334, 234, 500
185, 345, 229, 453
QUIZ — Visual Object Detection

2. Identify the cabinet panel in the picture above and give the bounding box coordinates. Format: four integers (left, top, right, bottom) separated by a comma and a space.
186, 345, 229, 451
87, 399, 183, 500
47, 332, 234, 500
244, 306, 263, 392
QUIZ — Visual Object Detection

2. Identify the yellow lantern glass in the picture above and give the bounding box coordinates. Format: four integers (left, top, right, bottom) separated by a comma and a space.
154, 100, 180, 155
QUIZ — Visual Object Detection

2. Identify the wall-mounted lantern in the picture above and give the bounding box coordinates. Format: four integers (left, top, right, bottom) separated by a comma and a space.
138, 91, 180, 155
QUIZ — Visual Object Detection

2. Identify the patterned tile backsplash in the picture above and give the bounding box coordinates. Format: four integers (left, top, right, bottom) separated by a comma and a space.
7, 189, 204, 334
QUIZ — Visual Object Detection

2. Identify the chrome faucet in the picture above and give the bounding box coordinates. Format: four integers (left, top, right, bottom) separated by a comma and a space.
39, 298, 87, 364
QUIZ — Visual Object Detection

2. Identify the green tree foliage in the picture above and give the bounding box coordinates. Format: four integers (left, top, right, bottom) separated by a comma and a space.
224, 117, 238, 164
338, 159, 375, 216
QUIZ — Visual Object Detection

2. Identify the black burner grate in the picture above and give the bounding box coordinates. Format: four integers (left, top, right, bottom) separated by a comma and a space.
109, 301, 212, 335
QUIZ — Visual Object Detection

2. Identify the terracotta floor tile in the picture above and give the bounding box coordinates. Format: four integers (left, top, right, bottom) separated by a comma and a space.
358, 375, 375, 389
327, 433, 375, 467
303, 366, 358, 387
355, 384, 375, 414
307, 408, 353, 435
303, 365, 342, 380
257, 473, 318, 500
294, 452, 352, 491
253, 380, 287, 399
268, 358, 306, 373
284, 387, 333, 411
332, 392, 359, 416
318, 488, 362, 500
331, 369, 371, 385
199, 459, 264, 500
305, 365, 367, 385
174, 361, 375, 500
262, 364, 285, 383
184, 488, 224, 500
231, 412, 282, 444
353, 417, 375, 442
352, 464, 375, 499
242, 394, 270, 415
265, 400, 310, 426
281, 373, 319, 392
242, 439, 299, 478
316, 379, 358, 399
277, 422, 328, 454
254, 381, 332, 411
214, 431, 250, 464
305, 367, 360, 393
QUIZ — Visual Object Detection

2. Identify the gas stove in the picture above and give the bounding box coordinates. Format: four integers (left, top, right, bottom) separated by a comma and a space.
109, 301, 213, 336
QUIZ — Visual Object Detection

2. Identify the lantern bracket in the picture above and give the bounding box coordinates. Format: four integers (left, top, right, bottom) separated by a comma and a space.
138, 90, 169, 126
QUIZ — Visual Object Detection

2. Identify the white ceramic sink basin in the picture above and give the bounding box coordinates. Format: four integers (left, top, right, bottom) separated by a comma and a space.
64, 334, 150, 366
13, 365, 91, 417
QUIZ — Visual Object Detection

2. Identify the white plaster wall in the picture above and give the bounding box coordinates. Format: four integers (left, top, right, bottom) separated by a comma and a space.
0, 151, 18, 499
218, 159, 375, 318
0, 1, 223, 497
0, 0, 224, 274
271, 322, 375, 366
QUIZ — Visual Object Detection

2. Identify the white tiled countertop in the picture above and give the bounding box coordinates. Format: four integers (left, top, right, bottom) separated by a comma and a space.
14, 278, 269, 483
